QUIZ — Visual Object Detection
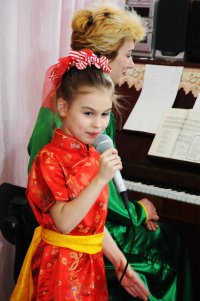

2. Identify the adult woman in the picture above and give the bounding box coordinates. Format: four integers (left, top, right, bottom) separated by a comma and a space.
28, 4, 192, 301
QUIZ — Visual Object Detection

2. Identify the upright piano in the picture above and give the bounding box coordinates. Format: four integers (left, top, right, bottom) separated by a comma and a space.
115, 60, 200, 301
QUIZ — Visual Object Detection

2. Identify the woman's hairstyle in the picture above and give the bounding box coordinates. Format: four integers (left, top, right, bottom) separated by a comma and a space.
71, 4, 146, 60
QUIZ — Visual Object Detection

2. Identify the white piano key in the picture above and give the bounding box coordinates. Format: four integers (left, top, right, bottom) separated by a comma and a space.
177, 192, 187, 202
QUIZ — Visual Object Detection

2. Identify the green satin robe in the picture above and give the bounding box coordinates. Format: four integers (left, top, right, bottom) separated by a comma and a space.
28, 108, 192, 301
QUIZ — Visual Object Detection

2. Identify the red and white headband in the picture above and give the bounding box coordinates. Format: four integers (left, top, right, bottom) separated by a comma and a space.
42, 49, 111, 111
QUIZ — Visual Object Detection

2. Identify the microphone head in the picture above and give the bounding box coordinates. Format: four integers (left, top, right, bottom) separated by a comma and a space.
93, 134, 113, 154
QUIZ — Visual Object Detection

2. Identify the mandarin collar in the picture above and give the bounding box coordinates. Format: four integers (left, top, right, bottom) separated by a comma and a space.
52, 128, 91, 156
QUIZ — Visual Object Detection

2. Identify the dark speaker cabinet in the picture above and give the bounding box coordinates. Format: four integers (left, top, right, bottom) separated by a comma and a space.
185, 0, 200, 63
155, 0, 190, 56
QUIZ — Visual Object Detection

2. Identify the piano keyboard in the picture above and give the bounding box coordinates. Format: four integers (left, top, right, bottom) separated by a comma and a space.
124, 180, 200, 205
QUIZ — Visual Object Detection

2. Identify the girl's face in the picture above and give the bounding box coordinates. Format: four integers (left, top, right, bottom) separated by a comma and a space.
109, 39, 135, 85
58, 88, 112, 145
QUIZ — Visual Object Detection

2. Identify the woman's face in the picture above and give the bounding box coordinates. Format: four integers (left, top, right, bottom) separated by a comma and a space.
109, 39, 135, 85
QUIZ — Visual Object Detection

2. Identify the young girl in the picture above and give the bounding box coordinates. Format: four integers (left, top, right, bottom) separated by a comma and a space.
9, 49, 149, 301
27, 4, 192, 301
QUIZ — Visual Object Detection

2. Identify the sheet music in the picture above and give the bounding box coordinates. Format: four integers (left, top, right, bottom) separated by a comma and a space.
123, 64, 183, 134
193, 92, 200, 111
148, 108, 200, 163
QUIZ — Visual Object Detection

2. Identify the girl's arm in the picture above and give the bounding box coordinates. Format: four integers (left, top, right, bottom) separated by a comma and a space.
49, 148, 121, 233
103, 227, 150, 301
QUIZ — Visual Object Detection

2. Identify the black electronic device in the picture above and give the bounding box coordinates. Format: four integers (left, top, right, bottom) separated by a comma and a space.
185, 0, 200, 63
155, 0, 190, 61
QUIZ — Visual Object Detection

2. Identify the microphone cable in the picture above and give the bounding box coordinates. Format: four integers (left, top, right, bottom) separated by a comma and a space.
118, 190, 136, 286
93, 134, 136, 285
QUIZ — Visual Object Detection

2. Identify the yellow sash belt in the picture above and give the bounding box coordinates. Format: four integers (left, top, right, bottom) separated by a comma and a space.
9, 226, 104, 301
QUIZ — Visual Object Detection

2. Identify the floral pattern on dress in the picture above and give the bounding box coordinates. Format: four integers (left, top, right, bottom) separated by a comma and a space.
27, 129, 109, 301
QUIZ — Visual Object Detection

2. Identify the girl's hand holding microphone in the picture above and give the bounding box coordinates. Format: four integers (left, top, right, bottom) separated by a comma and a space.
97, 148, 122, 185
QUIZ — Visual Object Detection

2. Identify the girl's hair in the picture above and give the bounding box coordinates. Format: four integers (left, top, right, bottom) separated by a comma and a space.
71, 4, 146, 60
56, 66, 121, 114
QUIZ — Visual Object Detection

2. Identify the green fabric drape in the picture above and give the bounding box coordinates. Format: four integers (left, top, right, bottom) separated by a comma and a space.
28, 108, 192, 301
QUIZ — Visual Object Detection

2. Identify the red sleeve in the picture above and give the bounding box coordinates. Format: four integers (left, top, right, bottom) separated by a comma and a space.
27, 149, 70, 213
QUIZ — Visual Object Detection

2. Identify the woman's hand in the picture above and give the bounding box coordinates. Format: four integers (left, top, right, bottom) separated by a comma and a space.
145, 220, 159, 231
139, 198, 159, 222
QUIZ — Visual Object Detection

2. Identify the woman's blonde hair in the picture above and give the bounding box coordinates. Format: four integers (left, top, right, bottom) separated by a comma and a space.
71, 4, 146, 60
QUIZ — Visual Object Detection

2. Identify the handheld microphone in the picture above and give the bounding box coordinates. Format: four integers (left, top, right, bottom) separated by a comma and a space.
93, 134, 130, 209
94, 134, 135, 285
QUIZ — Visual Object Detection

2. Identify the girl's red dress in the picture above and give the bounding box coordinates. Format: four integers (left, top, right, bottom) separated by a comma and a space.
27, 129, 109, 301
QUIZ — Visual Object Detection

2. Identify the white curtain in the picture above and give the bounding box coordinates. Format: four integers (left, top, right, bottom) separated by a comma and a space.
0, 0, 125, 188
0, 1, 125, 299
